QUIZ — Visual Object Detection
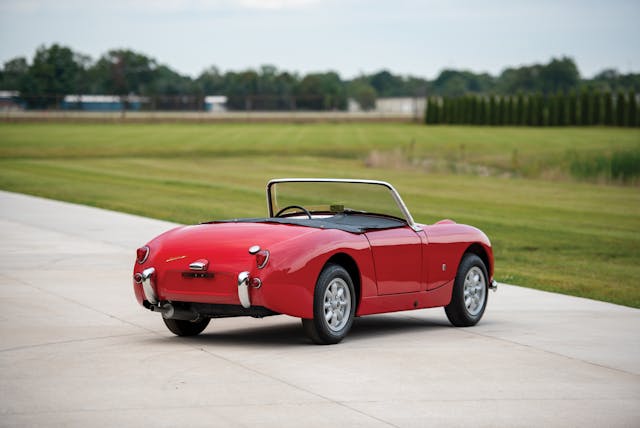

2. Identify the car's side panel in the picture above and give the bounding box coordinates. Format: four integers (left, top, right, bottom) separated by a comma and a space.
355, 222, 494, 316
364, 226, 423, 295
357, 280, 453, 316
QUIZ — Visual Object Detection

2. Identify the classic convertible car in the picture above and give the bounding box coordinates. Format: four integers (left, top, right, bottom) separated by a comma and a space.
133, 178, 496, 344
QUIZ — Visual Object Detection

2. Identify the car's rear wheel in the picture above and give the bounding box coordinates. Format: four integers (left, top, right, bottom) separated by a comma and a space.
163, 317, 210, 336
445, 253, 488, 327
302, 264, 356, 345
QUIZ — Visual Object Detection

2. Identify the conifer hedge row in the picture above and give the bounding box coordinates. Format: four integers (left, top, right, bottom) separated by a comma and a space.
424, 91, 639, 126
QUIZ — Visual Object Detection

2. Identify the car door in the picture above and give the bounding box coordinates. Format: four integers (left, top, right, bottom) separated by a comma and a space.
364, 226, 424, 295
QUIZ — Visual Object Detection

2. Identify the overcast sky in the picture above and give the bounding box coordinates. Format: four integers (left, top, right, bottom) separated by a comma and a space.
1, 0, 638, 79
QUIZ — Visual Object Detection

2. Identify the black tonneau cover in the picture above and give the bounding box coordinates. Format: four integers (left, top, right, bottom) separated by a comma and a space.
209, 213, 406, 234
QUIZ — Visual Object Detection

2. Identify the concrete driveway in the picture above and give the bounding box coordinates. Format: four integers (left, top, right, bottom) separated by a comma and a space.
0, 190, 638, 427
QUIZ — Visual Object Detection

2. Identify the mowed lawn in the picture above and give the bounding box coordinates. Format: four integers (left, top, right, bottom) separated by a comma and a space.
1, 123, 639, 308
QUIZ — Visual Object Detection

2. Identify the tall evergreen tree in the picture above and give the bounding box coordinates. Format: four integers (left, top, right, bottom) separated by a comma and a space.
489, 95, 497, 125
516, 93, 525, 125
450, 97, 457, 124
616, 91, 627, 126
505, 96, 513, 125
539, 93, 548, 126
629, 92, 637, 127
497, 96, 506, 125
594, 91, 604, 125
460, 96, 468, 124
476, 96, 485, 125
448, 97, 456, 124
441, 97, 447, 124
425, 97, 433, 124
465, 96, 472, 124
548, 93, 558, 126
557, 91, 568, 125
568, 90, 578, 125
604, 92, 614, 125
578, 90, 588, 125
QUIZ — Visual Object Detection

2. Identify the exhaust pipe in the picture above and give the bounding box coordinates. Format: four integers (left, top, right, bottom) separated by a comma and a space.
151, 303, 200, 321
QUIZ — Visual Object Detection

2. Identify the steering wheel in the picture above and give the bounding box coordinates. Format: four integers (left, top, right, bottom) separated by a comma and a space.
275, 205, 313, 219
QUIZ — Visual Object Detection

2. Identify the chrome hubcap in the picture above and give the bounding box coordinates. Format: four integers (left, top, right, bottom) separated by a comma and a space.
323, 278, 351, 332
463, 266, 486, 316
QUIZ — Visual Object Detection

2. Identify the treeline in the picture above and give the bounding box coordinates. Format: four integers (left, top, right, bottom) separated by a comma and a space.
0, 44, 426, 110
425, 91, 639, 127
1, 44, 640, 111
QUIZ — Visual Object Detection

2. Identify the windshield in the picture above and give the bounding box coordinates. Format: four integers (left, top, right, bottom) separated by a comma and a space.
267, 179, 414, 225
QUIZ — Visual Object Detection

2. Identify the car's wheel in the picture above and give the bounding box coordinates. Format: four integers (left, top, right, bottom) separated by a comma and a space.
163, 317, 210, 336
445, 253, 488, 327
302, 264, 356, 345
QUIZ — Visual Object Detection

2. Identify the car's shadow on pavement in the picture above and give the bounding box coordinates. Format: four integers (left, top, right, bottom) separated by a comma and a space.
146, 313, 454, 347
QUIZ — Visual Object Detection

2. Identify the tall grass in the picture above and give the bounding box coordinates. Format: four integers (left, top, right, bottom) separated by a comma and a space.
567, 148, 640, 184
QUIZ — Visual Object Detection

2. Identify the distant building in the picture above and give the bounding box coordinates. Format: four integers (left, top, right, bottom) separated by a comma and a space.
0, 91, 23, 110
347, 98, 362, 112
204, 95, 228, 112
375, 97, 426, 116
61, 95, 147, 111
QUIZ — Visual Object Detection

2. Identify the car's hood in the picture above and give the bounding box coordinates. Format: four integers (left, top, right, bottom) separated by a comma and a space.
145, 221, 321, 271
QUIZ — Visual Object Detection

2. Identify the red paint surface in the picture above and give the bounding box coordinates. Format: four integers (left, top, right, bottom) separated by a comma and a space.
133, 219, 494, 319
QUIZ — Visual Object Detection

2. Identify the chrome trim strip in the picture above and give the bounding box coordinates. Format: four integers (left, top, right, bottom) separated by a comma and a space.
141, 267, 158, 304
238, 271, 251, 308
266, 178, 421, 232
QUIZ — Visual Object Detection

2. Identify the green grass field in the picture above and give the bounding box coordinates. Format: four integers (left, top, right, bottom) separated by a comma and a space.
1, 123, 639, 307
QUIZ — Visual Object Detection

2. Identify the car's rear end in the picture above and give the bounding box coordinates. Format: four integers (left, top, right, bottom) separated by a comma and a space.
132, 221, 331, 323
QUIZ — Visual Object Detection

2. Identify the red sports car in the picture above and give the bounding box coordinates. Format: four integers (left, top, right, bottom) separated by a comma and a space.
133, 178, 496, 344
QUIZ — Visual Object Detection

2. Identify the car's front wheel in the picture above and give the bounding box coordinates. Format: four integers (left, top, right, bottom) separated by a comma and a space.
163, 317, 210, 336
302, 264, 356, 345
445, 253, 489, 327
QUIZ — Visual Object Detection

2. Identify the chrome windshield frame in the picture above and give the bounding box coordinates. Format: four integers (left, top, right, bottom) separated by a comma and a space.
266, 178, 421, 232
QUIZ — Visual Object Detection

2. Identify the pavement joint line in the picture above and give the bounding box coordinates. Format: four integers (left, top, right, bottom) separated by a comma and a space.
0, 401, 393, 416
0, 332, 146, 354
1, 271, 158, 335
192, 345, 401, 428
4, 396, 638, 418
432, 316, 640, 378
345, 397, 640, 404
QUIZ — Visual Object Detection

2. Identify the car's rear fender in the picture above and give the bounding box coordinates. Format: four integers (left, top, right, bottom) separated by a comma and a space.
256, 230, 376, 319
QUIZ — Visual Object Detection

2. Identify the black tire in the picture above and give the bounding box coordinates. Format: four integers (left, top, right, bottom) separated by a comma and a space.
302, 264, 356, 345
163, 317, 210, 336
445, 254, 489, 327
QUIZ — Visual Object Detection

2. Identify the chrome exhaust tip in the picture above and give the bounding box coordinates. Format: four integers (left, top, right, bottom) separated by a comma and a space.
150, 303, 200, 322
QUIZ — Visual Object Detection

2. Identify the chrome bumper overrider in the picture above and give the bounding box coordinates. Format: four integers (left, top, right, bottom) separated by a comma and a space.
141, 267, 158, 304
489, 280, 498, 292
238, 271, 251, 308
